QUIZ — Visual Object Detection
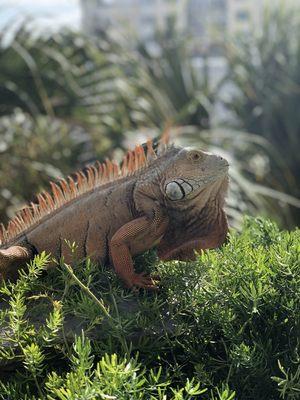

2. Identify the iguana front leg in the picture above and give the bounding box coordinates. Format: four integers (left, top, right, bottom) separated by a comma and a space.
110, 213, 168, 290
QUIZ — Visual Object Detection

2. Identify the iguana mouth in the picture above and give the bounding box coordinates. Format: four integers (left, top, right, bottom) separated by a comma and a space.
0, 139, 229, 291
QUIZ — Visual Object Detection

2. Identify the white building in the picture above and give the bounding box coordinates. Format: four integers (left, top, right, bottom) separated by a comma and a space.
226, 0, 263, 37
80, 0, 287, 53
187, 0, 227, 55
80, 0, 186, 41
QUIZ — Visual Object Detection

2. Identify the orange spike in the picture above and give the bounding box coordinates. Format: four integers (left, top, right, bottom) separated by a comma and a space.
0, 223, 5, 239
157, 127, 171, 155
14, 214, 24, 229
139, 146, 146, 167
139, 145, 147, 166
40, 191, 51, 207
105, 159, 114, 180
95, 161, 102, 176
37, 193, 48, 211
43, 191, 55, 209
121, 155, 128, 175
146, 139, 157, 160
134, 146, 140, 170
102, 163, 108, 182
91, 165, 99, 184
7, 220, 18, 235
30, 202, 40, 219
113, 162, 119, 177
59, 179, 71, 199
50, 182, 64, 205
22, 207, 32, 224
76, 172, 88, 191
127, 151, 134, 173
14, 214, 23, 228
161, 123, 171, 145
0, 137, 167, 245
0, 226, 6, 243
97, 162, 104, 182
75, 172, 83, 189
80, 171, 88, 187
6, 221, 13, 236
86, 167, 95, 188
135, 146, 141, 168
68, 176, 77, 195
27, 206, 33, 219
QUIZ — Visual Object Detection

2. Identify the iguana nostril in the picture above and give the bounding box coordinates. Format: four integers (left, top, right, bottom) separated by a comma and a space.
0, 140, 229, 291
218, 155, 229, 166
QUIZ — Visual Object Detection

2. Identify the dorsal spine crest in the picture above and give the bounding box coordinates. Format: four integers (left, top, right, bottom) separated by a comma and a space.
0, 139, 169, 245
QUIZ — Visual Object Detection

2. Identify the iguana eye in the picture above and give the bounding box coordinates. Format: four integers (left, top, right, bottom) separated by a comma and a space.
188, 151, 203, 162
165, 180, 193, 201
165, 181, 184, 201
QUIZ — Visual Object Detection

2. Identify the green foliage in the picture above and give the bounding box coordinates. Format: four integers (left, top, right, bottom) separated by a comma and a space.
129, 20, 211, 129
0, 217, 299, 399
0, 25, 140, 226
0, 110, 90, 224
224, 5, 300, 223
272, 361, 300, 399
0, 26, 123, 124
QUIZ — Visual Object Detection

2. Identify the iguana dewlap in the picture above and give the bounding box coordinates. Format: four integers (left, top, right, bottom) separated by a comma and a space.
0, 141, 229, 290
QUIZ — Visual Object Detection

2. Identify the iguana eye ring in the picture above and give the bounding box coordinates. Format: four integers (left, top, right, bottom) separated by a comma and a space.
188, 151, 202, 162
165, 181, 185, 201
0, 139, 229, 292
165, 180, 193, 201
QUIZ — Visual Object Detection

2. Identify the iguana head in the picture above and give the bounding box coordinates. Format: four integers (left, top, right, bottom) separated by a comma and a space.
162, 147, 229, 202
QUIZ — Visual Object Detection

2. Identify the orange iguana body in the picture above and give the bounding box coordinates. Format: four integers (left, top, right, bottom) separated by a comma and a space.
0, 140, 229, 289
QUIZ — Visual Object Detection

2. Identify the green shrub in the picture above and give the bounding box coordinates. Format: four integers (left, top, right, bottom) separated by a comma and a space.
130, 20, 212, 129
224, 5, 300, 224
0, 24, 135, 156
0, 111, 90, 224
0, 217, 299, 399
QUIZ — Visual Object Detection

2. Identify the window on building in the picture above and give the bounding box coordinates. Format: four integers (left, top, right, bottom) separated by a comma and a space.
141, 15, 155, 26
211, 0, 226, 7
236, 10, 250, 21
100, 0, 115, 7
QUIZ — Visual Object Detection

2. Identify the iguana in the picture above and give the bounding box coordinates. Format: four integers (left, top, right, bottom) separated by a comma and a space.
0, 140, 229, 290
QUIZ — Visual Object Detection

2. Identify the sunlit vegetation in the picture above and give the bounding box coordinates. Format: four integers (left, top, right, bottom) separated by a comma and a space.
0, 218, 299, 399
224, 5, 300, 225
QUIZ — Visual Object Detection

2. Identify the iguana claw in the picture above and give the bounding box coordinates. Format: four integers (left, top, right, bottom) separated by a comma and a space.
126, 272, 160, 290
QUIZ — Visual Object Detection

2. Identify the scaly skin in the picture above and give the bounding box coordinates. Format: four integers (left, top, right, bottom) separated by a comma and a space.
0, 143, 229, 290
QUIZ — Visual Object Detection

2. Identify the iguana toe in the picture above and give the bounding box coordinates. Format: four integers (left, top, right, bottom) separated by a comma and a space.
126, 272, 160, 291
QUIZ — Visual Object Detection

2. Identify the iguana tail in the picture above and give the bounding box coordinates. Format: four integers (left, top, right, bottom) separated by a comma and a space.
0, 246, 33, 281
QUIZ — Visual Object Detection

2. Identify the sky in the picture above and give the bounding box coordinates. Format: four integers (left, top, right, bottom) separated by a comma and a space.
0, 0, 81, 31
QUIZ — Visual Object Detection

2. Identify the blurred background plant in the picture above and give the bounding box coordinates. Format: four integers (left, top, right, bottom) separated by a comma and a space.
0, 110, 90, 222
0, 2, 299, 228
223, 4, 300, 225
